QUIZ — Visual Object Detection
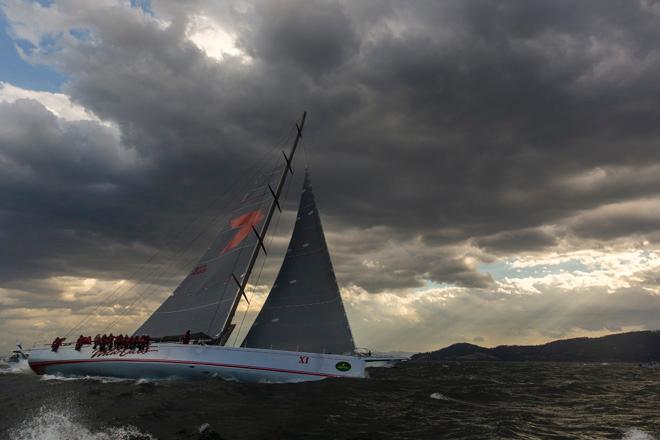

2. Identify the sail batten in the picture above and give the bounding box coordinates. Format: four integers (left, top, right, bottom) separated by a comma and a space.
242, 172, 356, 354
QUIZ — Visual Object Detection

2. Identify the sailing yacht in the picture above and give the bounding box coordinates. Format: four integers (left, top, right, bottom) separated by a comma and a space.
28, 113, 400, 382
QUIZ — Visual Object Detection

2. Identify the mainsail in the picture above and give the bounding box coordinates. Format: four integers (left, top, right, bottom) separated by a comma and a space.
135, 112, 307, 341
133, 170, 281, 339
243, 172, 355, 354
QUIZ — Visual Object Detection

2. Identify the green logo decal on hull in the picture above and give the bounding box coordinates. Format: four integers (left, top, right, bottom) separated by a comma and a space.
335, 361, 351, 372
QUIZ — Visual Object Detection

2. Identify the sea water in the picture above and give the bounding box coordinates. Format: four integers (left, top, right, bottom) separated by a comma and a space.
1, 361, 658, 439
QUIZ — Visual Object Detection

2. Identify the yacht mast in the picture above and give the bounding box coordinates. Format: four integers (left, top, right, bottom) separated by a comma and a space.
217, 111, 307, 344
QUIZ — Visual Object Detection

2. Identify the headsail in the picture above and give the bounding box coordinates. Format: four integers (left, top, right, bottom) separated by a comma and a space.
243, 172, 355, 354
133, 170, 280, 339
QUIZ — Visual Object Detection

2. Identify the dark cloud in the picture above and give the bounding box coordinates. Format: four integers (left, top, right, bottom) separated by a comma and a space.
568, 198, 660, 240
475, 228, 558, 254
3, 0, 660, 278
242, 1, 359, 74
2, 0, 660, 350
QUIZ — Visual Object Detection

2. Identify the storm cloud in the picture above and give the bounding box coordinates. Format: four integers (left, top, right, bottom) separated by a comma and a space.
1, 0, 660, 352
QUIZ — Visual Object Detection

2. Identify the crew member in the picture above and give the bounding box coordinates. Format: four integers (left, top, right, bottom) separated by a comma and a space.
182, 330, 191, 344
51, 337, 65, 352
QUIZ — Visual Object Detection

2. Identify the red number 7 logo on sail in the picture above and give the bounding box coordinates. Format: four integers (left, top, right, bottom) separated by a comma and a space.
222, 210, 265, 254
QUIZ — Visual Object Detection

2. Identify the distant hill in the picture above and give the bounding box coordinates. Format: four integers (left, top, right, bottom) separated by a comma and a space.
412, 330, 660, 362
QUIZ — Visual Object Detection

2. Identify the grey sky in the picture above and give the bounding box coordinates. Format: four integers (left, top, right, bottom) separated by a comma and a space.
1, 0, 660, 353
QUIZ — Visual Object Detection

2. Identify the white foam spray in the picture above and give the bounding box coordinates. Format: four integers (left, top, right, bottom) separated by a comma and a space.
39, 374, 132, 384
0, 360, 33, 374
622, 428, 657, 440
9, 405, 155, 440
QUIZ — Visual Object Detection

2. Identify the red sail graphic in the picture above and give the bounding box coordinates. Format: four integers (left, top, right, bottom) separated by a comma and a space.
222, 210, 265, 254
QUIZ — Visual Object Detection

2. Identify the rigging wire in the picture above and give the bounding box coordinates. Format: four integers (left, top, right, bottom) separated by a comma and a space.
67, 126, 295, 337
231, 157, 297, 347
203, 164, 282, 338
81, 168, 265, 336
232, 135, 311, 345
100, 127, 299, 335
301, 128, 310, 169
100, 156, 289, 335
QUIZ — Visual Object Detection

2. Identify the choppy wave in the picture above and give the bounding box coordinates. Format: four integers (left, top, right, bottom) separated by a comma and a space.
0, 368, 27, 375
8, 406, 154, 440
2, 362, 659, 439
622, 428, 658, 440
40, 374, 133, 384
0, 362, 32, 375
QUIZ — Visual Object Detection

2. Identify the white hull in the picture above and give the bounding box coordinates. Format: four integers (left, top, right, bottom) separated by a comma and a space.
28, 343, 365, 382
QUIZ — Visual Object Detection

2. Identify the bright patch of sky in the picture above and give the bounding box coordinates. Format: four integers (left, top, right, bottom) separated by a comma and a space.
130, 0, 153, 16
0, 9, 65, 91
1, 0, 246, 97
414, 280, 453, 292
479, 249, 660, 295
0, 81, 105, 122
186, 14, 252, 63
479, 259, 590, 280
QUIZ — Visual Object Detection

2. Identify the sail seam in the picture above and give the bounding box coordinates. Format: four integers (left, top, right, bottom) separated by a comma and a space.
259, 297, 341, 310
200, 243, 253, 264
284, 248, 325, 258
154, 300, 232, 314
